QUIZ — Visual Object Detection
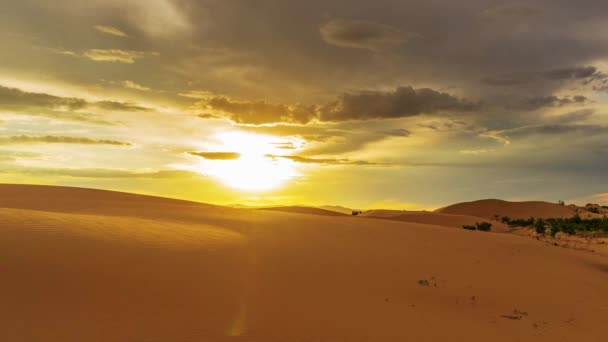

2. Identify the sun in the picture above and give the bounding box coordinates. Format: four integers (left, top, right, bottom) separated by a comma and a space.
198, 132, 299, 191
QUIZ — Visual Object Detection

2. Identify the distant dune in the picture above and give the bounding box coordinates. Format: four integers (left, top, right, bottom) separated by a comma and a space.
259, 206, 348, 216
364, 210, 510, 232
318, 205, 356, 215
1, 184, 607, 341
437, 199, 575, 220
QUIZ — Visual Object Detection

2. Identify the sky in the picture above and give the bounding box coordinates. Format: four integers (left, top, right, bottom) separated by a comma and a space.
1, 0, 607, 209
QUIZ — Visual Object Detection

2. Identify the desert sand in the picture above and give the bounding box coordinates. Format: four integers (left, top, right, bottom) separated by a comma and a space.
260, 206, 349, 216
437, 199, 575, 220
1, 184, 608, 341
363, 210, 511, 232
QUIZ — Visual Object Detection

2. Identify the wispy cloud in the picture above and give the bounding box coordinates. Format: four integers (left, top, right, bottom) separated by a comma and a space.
0, 84, 150, 124
94, 25, 129, 38
122, 80, 150, 91
265, 154, 383, 166
0, 135, 131, 146
84, 49, 154, 64
188, 151, 241, 160
320, 19, 415, 51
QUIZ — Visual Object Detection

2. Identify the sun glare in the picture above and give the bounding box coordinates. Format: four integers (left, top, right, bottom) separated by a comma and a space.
199, 132, 298, 191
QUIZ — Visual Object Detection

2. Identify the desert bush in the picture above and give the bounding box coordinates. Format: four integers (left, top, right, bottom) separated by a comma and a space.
533, 218, 546, 235
507, 217, 535, 228
476, 222, 492, 232
542, 216, 608, 237
463, 225, 476, 231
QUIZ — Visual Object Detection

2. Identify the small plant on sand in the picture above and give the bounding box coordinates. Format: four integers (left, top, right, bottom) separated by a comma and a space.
502, 309, 528, 320
476, 222, 492, 232
463, 225, 476, 231
558, 200, 565, 206
418, 279, 430, 286
351, 210, 362, 216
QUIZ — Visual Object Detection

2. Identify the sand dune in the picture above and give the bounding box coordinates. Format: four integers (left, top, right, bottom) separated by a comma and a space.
437, 199, 575, 220
1, 185, 608, 341
259, 206, 348, 216
364, 210, 510, 232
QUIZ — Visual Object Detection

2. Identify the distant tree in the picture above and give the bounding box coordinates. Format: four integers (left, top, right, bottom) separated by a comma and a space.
351, 210, 362, 216
558, 200, 565, 206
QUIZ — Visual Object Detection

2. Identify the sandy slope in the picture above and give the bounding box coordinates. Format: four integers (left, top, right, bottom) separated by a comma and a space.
259, 206, 349, 216
1, 184, 608, 341
364, 210, 510, 232
437, 199, 575, 220
362, 209, 510, 232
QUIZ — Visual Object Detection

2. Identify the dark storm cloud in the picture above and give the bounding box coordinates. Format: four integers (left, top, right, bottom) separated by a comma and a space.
320, 19, 414, 50
319, 86, 477, 121
188, 151, 241, 160
0, 135, 132, 146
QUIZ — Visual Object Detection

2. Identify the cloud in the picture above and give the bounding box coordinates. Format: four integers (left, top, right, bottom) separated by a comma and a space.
200, 96, 317, 124
122, 80, 151, 91
482, 66, 600, 86
320, 86, 477, 121
0, 85, 149, 123
320, 19, 414, 51
95, 101, 150, 112
199, 86, 475, 125
94, 25, 129, 38
0, 135, 131, 146
265, 154, 382, 165
0, 167, 195, 179
188, 151, 241, 160
0, 149, 40, 161
83, 49, 151, 64
0, 85, 86, 110
482, 124, 608, 145
460, 149, 493, 155
505, 95, 588, 111
377, 128, 411, 137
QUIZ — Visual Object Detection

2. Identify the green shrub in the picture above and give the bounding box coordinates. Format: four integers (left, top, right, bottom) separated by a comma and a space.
476, 222, 492, 232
